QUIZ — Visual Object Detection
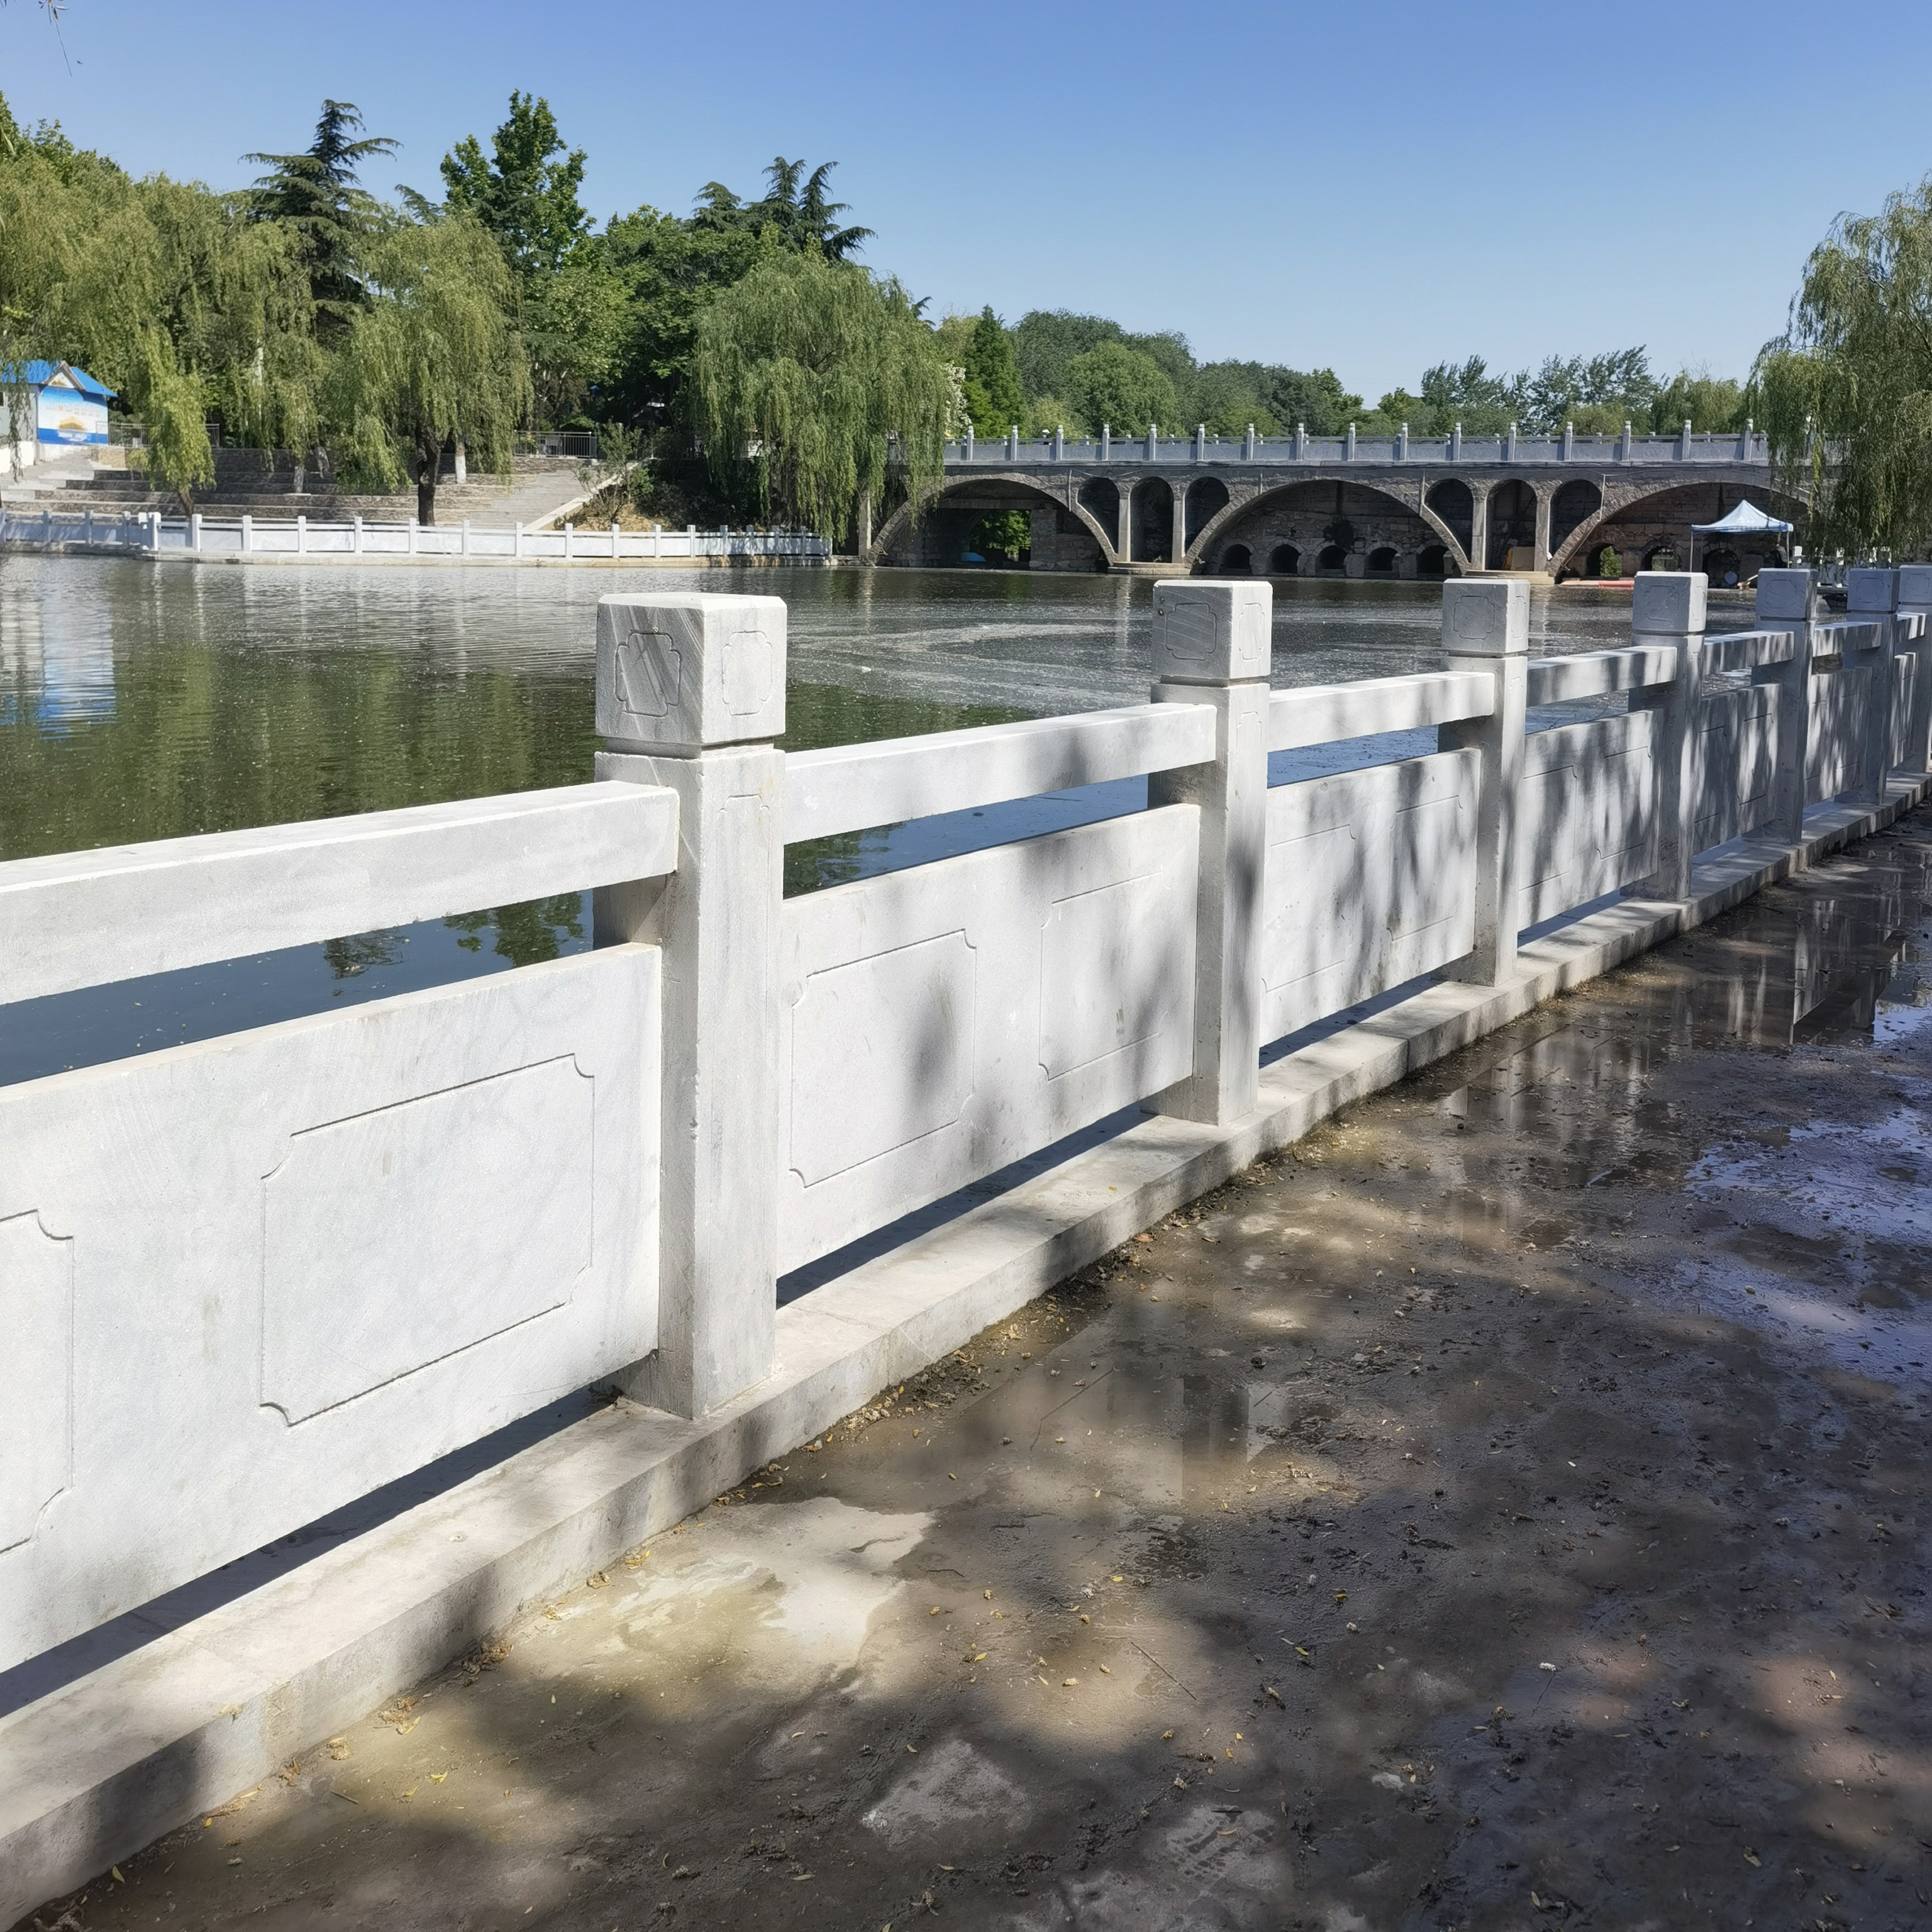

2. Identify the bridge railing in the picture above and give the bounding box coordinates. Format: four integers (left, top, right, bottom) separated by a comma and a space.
0, 504, 830, 562
6, 569, 1930, 1682
944, 428, 1768, 466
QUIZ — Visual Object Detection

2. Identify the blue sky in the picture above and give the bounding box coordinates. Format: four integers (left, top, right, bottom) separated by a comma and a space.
6, 0, 1930, 398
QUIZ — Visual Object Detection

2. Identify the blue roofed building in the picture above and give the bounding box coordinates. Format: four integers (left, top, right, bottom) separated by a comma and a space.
3, 361, 118, 478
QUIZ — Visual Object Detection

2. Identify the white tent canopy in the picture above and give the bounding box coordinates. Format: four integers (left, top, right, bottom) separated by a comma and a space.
1691, 498, 1793, 536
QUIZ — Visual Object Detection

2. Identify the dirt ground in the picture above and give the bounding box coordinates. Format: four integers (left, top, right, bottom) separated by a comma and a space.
24, 814, 1932, 1932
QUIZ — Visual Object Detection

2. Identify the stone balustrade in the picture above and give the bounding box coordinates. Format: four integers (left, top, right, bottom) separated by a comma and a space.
4, 570, 1932, 1688
0, 505, 830, 564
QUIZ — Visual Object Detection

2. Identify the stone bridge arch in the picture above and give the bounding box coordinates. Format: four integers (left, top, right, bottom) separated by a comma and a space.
1185, 475, 1474, 576
1549, 478, 1807, 581
870, 474, 1118, 569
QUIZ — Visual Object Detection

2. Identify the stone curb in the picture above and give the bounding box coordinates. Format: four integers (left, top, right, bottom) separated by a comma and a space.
3, 774, 1924, 1926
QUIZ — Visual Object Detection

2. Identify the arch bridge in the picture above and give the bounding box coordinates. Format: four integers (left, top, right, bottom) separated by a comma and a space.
870, 424, 1797, 581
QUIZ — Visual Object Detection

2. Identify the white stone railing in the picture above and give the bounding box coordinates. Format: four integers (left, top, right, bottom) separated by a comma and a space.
3, 567, 1930, 1675
0, 504, 830, 562
947, 425, 1771, 468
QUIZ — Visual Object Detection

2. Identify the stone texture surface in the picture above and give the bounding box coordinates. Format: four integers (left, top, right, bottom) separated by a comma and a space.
0, 947, 660, 1672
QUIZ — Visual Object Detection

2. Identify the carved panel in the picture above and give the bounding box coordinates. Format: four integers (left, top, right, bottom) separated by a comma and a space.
1695, 684, 1779, 852
1807, 662, 1872, 804
789, 932, 976, 1186
261, 1057, 594, 1424
1260, 750, 1478, 1041
0, 1211, 72, 1554
1038, 870, 1180, 1079
779, 808, 1198, 1272
0, 944, 656, 1673
1517, 712, 1657, 925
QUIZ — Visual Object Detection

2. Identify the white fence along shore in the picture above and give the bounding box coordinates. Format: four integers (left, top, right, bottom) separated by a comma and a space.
0, 503, 831, 564
3, 566, 1930, 1919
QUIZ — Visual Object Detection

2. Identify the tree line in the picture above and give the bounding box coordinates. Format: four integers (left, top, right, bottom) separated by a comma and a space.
1, 82, 1926, 554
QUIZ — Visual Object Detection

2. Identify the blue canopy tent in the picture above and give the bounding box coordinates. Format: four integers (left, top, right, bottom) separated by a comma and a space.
1689, 497, 1793, 585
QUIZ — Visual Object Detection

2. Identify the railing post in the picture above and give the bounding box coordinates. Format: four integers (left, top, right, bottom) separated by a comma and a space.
1440, 579, 1530, 985
241, 513, 252, 554
592, 591, 786, 1418
408, 518, 418, 556
189, 511, 201, 555
1099, 423, 1109, 462
1628, 572, 1707, 901
964, 425, 974, 461
1897, 565, 1932, 777
1845, 567, 1898, 804
1150, 579, 1272, 1125
514, 520, 524, 559
1243, 423, 1256, 460
296, 513, 307, 555
353, 514, 364, 555
564, 521, 575, 562
462, 518, 473, 557
1755, 568, 1816, 844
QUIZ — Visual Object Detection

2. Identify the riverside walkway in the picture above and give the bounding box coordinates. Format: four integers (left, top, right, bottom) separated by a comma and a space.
5, 569, 1931, 1926
33, 805, 1930, 1928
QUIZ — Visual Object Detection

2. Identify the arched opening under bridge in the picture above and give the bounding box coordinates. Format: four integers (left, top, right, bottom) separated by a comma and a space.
1185, 479, 1228, 549
1486, 480, 1538, 569
1417, 544, 1450, 579
1316, 543, 1348, 575
1135, 479, 1175, 563
1269, 543, 1300, 576
1366, 546, 1399, 578
1425, 479, 1474, 558
1550, 479, 1600, 557
1220, 542, 1252, 574
877, 477, 1108, 571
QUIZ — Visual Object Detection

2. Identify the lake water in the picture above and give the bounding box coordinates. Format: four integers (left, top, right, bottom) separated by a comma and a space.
0, 559, 1737, 1084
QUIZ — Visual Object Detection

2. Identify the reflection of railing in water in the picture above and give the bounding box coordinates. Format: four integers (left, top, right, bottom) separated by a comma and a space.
3, 566, 1931, 1910
0, 504, 830, 562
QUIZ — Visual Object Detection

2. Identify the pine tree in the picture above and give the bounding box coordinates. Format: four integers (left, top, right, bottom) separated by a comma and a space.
246, 101, 395, 335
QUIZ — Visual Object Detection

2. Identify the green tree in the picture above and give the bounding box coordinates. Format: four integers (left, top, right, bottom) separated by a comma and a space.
440, 92, 590, 279
0, 94, 321, 499
245, 100, 395, 335
1758, 174, 1932, 556
750, 158, 872, 259
326, 213, 531, 523
1065, 340, 1178, 436
1010, 310, 1124, 399
961, 306, 1023, 436
1649, 369, 1748, 435
692, 249, 952, 539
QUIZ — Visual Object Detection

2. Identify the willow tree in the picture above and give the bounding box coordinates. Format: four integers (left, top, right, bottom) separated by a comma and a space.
326, 212, 531, 523
691, 248, 951, 540
0, 96, 321, 504
1758, 175, 1932, 558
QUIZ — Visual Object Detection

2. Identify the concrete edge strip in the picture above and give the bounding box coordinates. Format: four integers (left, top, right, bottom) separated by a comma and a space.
3, 774, 1924, 1923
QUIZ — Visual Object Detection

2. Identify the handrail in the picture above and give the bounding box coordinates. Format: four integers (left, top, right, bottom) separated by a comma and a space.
1812, 619, 1884, 658
1, 781, 679, 1006
1267, 670, 1494, 751
1526, 645, 1677, 704
1703, 629, 1797, 674
783, 702, 1216, 845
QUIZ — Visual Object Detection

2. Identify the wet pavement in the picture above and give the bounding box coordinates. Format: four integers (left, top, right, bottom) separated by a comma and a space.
26, 809, 1932, 1932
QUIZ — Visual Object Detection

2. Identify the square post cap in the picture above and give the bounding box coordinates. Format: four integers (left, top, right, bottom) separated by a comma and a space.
1845, 566, 1899, 613
1631, 570, 1707, 635
1441, 577, 1529, 655
1755, 569, 1815, 621
1151, 579, 1273, 682
1898, 564, 1932, 608
596, 592, 786, 750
